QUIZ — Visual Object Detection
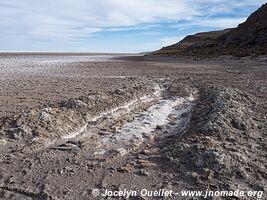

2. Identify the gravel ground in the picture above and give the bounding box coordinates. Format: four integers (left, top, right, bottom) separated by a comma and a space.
0, 54, 266, 200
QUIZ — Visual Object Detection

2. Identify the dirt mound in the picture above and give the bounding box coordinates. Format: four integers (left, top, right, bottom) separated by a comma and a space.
158, 29, 231, 50
165, 86, 266, 192
0, 83, 156, 153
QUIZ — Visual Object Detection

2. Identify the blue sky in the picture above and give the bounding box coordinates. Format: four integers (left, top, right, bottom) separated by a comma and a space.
0, 0, 266, 53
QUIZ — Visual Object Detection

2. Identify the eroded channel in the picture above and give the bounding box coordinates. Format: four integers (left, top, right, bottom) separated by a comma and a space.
55, 86, 196, 158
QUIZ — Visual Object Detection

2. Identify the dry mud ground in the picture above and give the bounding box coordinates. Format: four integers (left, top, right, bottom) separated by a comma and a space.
0, 55, 266, 200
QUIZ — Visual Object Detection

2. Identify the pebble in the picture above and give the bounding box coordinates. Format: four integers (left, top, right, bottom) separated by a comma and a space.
0, 139, 6, 146
140, 169, 149, 176
181, 111, 189, 118
156, 125, 163, 130
137, 154, 149, 159
119, 164, 133, 173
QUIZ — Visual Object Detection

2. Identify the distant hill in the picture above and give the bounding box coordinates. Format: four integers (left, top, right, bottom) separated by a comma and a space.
157, 29, 232, 51
152, 3, 267, 57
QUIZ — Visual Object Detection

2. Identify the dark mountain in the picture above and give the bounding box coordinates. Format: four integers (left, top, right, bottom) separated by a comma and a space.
156, 29, 232, 51
220, 3, 267, 48
152, 3, 267, 57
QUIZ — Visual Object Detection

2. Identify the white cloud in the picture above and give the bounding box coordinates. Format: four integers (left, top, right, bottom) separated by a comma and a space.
159, 36, 185, 46
199, 18, 247, 28
0, 0, 196, 36
0, 0, 265, 51
170, 17, 247, 30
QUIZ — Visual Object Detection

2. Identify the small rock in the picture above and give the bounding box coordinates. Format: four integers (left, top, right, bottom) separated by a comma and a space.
110, 126, 117, 133
191, 172, 199, 178
0, 139, 6, 146
119, 164, 133, 173
195, 158, 204, 168
142, 149, 150, 155
231, 118, 246, 130
115, 89, 124, 95
156, 125, 163, 130
139, 160, 157, 167
140, 169, 149, 176
168, 114, 177, 121
137, 154, 149, 159
98, 131, 110, 136
237, 167, 249, 180
142, 148, 159, 155
181, 112, 189, 118
8, 128, 22, 140
116, 148, 127, 156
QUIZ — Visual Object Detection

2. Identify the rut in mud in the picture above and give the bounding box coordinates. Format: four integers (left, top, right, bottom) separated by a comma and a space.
53, 85, 196, 158
0, 82, 196, 159
0, 82, 198, 200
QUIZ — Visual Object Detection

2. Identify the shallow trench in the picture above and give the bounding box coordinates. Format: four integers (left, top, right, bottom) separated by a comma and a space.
53, 86, 196, 157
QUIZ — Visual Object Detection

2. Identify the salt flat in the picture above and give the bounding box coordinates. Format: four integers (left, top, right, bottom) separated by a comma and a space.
0, 55, 266, 200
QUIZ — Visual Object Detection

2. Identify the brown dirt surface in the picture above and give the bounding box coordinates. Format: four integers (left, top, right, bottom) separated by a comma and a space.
0, 54, 266, 200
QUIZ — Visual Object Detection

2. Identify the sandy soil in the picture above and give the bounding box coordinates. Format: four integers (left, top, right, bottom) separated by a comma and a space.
0, 54, 266, 200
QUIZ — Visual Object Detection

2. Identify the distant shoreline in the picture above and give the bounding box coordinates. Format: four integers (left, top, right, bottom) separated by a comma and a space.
114, 54, 267, 64
0, 52, 137, 56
